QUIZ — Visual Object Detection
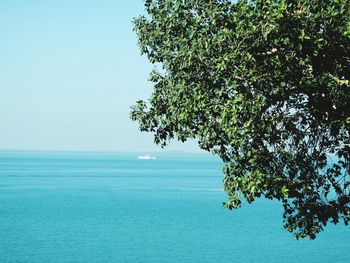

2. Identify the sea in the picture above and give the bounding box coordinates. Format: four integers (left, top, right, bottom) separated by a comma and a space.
0, 151, 349, 263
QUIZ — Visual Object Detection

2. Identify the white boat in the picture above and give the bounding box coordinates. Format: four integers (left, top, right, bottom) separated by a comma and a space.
138, 155, 157, 160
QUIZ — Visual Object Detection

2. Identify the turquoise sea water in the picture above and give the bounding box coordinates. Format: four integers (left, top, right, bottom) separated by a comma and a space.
0, 151, 349, 263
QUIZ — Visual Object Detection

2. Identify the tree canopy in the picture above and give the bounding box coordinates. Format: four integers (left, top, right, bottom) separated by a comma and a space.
130, 0, 350, 239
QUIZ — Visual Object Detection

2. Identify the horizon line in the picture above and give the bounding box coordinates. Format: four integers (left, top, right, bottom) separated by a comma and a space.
0, 148, 210, 155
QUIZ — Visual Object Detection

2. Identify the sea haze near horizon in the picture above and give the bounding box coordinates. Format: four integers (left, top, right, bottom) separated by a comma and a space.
0, 151, 349, 263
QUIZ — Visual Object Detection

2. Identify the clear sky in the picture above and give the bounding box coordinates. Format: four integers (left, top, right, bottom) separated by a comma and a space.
0, 0, 202, 153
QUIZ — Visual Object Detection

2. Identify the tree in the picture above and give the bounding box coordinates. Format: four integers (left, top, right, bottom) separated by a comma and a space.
130, 0, 350, 239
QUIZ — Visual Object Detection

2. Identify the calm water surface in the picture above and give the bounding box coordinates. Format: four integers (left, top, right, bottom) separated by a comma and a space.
0, 151, 349, 262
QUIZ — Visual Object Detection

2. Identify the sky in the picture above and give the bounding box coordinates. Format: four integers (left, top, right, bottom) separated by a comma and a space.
0, 0, 202, 153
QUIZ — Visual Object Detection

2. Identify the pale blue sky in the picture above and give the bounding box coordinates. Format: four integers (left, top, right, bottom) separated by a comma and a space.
0, 0, 201, 152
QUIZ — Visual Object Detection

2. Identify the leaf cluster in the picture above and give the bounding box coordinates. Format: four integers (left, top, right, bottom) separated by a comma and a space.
131, 0, 350, 239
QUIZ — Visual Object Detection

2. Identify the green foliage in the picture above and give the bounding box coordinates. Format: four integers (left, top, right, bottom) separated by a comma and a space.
130, 0, 350, 239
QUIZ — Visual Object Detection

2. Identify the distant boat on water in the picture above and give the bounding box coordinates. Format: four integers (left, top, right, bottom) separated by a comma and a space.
138, 155, 157, 160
